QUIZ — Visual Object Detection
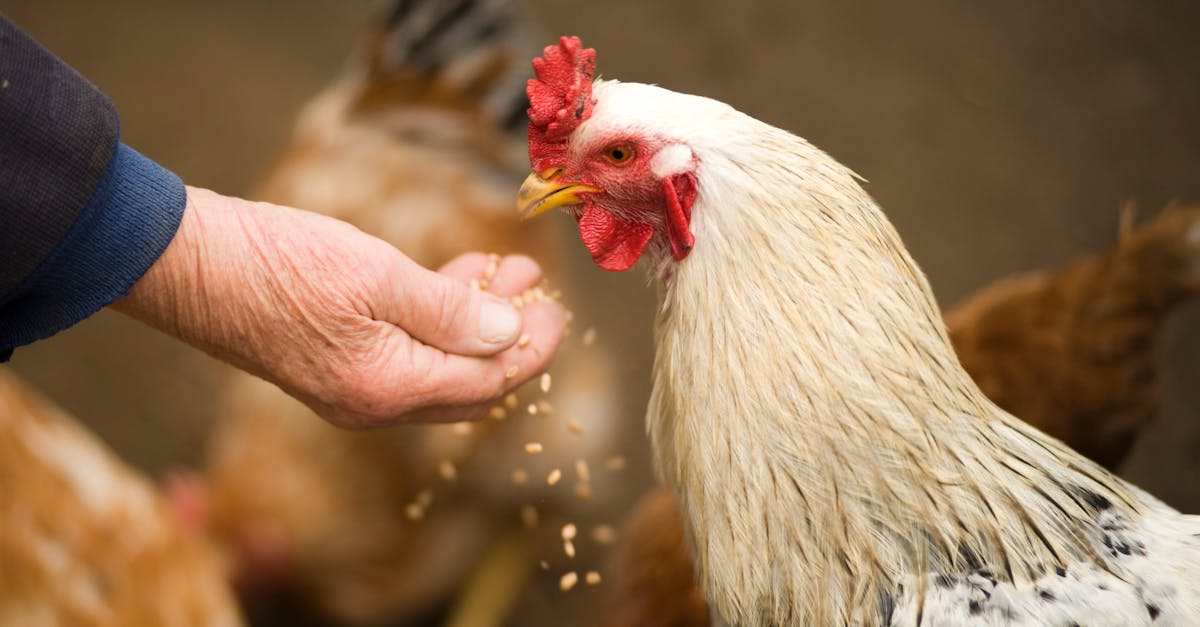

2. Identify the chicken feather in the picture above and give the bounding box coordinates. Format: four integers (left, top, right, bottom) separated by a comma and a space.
522, 58, 1200, 624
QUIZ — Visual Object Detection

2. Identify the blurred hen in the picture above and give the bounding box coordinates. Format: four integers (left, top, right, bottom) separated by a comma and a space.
0, 368, 241, 627
200, 1, 625, 625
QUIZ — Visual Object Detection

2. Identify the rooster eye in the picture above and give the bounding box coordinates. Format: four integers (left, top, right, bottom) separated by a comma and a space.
604, 144, 634, 165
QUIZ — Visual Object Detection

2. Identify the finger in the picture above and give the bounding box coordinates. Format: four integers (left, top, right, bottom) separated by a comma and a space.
392, 298, 567, 418
384, 256, 526, 357
437, 252, 490, 282
484, 255, 543, 297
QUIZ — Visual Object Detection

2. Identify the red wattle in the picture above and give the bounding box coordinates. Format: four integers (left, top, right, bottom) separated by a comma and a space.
577, 205, 654, 272
663, 173, 697, 261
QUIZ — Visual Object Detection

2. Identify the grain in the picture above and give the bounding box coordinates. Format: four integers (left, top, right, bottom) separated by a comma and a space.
561, 523, 577, 541
483, 254, 500, 280
504, 393, 519, 410
521, 504, 539, 528
527, 403, 539, 416
567, 420, 584, 435
415, 489, 434, 509
582, 327, 597, 347
574, 483, 594, 502
505, 365, 519, 379
574, 459, 591, 483
524, 442, 543, 454
605, 456, 626, 472
591, 525, 616, 545
517, 333, 531, 348
559, 571, 578, 591
438, 461, 457, 482
540, 373, 552, 393
453, 423, 472, 436
511, 468, 528, 485
547, 468, 562, 485
585, 571, 602, 586
405, 504, 424, 521
487, 406, 507, 421
563, 539, 576, 558
536, 400, 553, 415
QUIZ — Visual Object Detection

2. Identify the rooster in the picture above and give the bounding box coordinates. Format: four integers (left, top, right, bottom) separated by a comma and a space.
600, 206, 1200, 627
518, 37, 1200, 625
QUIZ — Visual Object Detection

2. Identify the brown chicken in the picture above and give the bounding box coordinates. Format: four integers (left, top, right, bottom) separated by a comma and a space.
600, 206, 1200, 627
198, 2, 626, 625
0, 367, 241, 627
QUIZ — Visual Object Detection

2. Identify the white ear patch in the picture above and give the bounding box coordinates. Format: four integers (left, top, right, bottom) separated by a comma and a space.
650, 143, 695, 178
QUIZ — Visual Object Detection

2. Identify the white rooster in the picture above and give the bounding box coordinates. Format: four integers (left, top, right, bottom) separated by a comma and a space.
517, 37, 1200, 626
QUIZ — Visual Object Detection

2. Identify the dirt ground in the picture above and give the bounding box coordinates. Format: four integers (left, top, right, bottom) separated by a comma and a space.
5, 0, 1200, 621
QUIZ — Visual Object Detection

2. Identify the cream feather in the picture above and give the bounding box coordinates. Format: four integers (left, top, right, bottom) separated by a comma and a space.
575, 80, 1200, 626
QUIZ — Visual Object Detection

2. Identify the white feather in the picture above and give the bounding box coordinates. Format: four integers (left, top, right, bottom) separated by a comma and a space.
579, 79, 1200, 626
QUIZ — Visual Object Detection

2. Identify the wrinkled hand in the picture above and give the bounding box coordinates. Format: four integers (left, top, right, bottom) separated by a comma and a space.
114, 186, 566, 428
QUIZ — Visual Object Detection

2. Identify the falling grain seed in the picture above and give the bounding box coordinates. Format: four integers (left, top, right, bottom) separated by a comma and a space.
539, 560, 550, 571
563, 539, 576, 558
560, 571, 578, 591
438, 461, 458, 482
547, 468, 562, 485
561, 523, 577, 541
453, 423, 472, 436
536, 400, 553, 415
574, 459, 591, 483
504, 393, 519, 410
605, 456, 626, 472
517, 333, 531, 348
567, 420, 583, 435
591, 524, 617, 545
574, 482, 594, 502
405, 504, 424, 521
582, 327, 597, 347
527, 403, 539, 416
511, 468, 528, 485
505, 365, 519, 379
468, 278, 481, 291
540, 373, 552, 393
416, 489, 434, 509
487, 406, 507, 421
524, 442, 543, 454
585, 571, 602, 586
521, 504, 539, 528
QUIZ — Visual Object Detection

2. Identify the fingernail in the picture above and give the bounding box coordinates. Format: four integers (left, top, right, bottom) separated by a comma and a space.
479, 301, 522, 344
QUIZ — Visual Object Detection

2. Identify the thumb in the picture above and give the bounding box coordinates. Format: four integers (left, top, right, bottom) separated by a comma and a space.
384, 257, 523, 357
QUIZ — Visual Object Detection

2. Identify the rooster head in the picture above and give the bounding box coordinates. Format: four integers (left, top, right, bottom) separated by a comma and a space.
517, 37, 699, 272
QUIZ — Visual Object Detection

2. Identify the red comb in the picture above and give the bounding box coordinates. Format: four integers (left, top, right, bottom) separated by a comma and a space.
527, 36, 596, 172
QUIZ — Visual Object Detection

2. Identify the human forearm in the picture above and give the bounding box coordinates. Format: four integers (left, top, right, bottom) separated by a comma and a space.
113, 186, 566, 427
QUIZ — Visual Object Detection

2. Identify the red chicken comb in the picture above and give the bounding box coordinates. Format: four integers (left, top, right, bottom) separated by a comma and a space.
527, 36, 596, 172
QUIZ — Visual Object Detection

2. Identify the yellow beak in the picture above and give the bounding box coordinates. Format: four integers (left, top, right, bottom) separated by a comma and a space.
516, 169, 600, 220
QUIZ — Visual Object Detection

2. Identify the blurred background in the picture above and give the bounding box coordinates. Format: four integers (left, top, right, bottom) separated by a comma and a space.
4, 0, 1200, 624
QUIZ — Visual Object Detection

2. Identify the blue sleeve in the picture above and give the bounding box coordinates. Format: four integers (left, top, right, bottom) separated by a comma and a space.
0, 15, 186, 361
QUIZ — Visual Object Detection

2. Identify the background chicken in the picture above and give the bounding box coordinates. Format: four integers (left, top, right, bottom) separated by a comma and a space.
601, 206, 1200, 627
520, 37, 1200, 624
0, 368, 241, 627
200, 2, 630, 625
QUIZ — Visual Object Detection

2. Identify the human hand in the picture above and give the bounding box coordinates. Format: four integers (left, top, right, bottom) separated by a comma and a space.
113, 186, 566, 428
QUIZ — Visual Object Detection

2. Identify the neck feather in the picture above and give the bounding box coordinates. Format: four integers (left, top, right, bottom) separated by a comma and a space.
646, 121, 1136, 624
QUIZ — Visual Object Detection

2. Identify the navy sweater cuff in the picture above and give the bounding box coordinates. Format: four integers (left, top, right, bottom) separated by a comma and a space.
0, 143, 185, 360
